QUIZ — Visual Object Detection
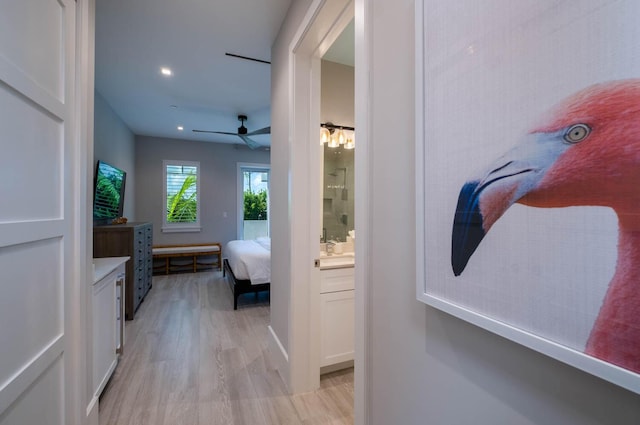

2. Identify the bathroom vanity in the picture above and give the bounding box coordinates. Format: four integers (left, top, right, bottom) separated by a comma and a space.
319, 253, 355, 368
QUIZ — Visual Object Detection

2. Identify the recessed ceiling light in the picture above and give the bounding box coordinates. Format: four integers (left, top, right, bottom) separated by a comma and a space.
161, 67, 173, 76
177, 126, 184, 131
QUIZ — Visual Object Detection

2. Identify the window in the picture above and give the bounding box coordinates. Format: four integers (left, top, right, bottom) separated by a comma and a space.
237, 164, 270, 239
163, 160, 200, 232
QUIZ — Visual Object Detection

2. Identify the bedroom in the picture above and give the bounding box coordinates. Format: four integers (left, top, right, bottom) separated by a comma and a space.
91, 0, 356, 422
93, 11, 355, 306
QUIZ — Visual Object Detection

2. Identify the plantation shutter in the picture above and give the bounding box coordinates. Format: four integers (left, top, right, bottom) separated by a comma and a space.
166, 164, 198, 223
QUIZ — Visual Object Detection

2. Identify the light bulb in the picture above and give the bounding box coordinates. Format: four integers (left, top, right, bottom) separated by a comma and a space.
344, 138, 355, 149
328, 134, 340, 148
338, 129, 346, 145
320, 127, 330, 145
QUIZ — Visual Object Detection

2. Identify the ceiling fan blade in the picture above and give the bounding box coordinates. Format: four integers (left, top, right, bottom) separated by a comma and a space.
247, 126, 271, 136
192, 129, 238, 135
239, 135, 261, 149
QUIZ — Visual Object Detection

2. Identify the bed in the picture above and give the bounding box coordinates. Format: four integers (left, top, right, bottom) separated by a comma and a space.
223, 237, 271, 309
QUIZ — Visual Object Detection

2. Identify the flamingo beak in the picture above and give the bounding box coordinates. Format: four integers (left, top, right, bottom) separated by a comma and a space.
451, 136, 564, 276
451, 180, 487, 276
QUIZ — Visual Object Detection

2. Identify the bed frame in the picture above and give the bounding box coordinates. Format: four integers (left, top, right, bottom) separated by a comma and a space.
223, 259, 270, 310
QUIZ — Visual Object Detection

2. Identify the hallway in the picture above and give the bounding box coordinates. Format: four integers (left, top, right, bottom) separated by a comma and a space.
99, 271, 354, 424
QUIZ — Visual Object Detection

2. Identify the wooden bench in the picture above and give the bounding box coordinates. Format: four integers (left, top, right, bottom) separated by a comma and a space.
152, 243, 222, 274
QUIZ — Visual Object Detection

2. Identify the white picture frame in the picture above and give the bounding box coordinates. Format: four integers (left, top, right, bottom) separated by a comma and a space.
415, 0, 640, 394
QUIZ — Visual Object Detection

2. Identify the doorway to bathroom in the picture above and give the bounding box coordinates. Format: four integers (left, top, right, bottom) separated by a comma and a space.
281, 0, 367, 405
317, 18, 356, 374
321, 19, 355, 247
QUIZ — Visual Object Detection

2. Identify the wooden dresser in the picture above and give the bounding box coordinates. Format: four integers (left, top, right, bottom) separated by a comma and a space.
93, 222, 153, 320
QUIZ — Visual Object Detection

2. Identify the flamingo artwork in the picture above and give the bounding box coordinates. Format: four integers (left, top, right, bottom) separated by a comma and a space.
451, 79, 640, 373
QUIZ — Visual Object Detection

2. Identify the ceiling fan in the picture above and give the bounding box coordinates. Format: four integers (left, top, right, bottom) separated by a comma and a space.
193, 115, 270, 149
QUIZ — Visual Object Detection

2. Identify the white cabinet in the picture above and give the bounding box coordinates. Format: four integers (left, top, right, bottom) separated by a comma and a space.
92, 258, 127, 400
320, 266, 355, 293
319, 266, 355, 368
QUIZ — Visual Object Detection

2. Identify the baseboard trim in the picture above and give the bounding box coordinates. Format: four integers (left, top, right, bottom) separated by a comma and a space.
86, 395, 99, 425
267, 325, 290, 389
320, 360, 354, 375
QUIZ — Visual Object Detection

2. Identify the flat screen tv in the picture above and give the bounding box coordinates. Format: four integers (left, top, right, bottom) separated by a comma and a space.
93, 160, 126, 224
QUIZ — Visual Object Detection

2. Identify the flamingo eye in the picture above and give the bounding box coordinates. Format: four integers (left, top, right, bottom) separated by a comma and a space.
564, 124, 590, 143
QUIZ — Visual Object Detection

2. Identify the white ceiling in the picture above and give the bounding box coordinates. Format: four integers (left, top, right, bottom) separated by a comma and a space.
95, 0, 293, 148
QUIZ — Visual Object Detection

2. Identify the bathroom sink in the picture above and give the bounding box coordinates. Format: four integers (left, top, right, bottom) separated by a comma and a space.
319, 252, 355, 268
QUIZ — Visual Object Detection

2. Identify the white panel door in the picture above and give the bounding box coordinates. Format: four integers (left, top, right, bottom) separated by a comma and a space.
0, 1, 77, 424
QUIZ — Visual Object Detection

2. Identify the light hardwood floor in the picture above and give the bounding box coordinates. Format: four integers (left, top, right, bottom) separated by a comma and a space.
99, 271, 354, 425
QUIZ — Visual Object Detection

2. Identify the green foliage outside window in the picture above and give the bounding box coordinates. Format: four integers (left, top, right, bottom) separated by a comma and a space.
167, 174, 197, 222
244, 189, 268, 220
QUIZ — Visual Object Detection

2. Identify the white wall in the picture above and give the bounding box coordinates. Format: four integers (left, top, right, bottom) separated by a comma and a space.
93, 91, 136, 220
270, 0, 315, 357
321, 60, 354, 128
363, 0, 640, 424
134, 136, 270, 247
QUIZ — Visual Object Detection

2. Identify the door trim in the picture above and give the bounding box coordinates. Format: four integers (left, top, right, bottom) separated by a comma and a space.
353, 0, 370, 423
286, 0, 360, 398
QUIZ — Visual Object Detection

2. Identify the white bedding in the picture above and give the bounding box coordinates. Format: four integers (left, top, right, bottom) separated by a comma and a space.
225, 237, 271, 285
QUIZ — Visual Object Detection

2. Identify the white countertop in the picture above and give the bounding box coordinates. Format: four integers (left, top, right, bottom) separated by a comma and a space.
319, 252, 355, 270
93, 257, 129, 283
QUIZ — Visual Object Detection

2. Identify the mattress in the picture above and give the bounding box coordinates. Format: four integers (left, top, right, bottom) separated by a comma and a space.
225, 237, 271, 285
